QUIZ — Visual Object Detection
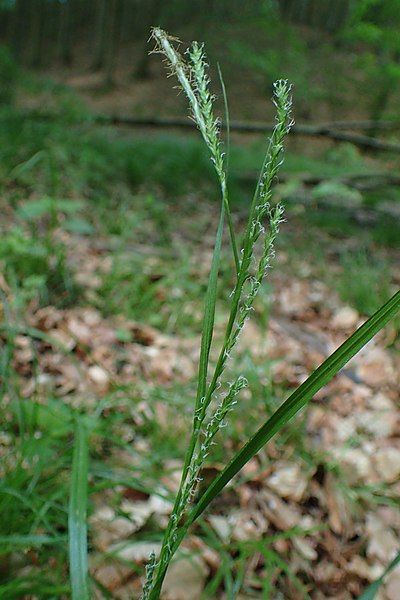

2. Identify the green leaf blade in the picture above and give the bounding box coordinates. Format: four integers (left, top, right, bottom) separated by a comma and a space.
195, 202, 225, 409
68, 420, 90, 600
188, 290, 400, 525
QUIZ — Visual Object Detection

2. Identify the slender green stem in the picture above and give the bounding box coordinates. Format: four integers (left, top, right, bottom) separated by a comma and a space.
217, 65, 239, 273
222, 182, 240, 274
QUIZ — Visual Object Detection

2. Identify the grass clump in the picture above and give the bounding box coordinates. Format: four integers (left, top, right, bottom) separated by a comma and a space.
0, 196, 86, 308
337, 250, 392, 316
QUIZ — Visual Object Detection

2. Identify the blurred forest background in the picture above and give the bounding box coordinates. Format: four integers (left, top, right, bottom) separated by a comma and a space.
0, 1, 399, 599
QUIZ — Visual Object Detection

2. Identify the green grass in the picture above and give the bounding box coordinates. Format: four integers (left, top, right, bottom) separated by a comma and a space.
0, 396, 73, 596
337, 250, 392, 315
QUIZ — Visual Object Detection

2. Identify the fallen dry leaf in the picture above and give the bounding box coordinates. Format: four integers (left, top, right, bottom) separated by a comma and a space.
109, 540, 162, 563
373, 448, 400, 483
266, 461, 310, 502
87, 364, 110, 393
258, 489, 302, 530
366, 513, 398, 563
161, 553, 208, 600
331, 306, 360, 330
346, 556, 383, 582
324, 472, 354, 537
355, 345, 395, 388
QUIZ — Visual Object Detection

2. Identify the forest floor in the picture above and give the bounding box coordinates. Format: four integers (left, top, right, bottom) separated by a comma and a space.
1, 69, 400, 598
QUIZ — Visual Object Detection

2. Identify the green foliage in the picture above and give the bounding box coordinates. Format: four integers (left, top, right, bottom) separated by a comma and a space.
7, 197, 89, 308
229, 7, 349, 118
312, 181, 363, 207
0, 394, 74, 597
0, 110, 222, 202
126, 137, 215, 197
337, 250, 392, 315
232, 14, 315, 108
0, 225, 79, 307
0, 45, 18, 105
345, 0, 400, 121
0, 195, 84, 309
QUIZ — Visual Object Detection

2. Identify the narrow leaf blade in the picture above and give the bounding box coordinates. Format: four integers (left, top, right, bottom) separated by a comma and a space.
189, 290, 400, 524
69, 420, 90, 600
195, 203, 225, 407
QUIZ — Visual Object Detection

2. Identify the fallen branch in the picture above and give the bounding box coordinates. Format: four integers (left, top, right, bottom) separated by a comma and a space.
298, 119, 400, 132
238, 171, 400, 190
16, 110, 400, 153
92, 115, 400, 152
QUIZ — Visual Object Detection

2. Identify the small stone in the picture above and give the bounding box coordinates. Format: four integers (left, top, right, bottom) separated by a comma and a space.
331, 306, 359, 330
266, 462, 309, 501
373, 448, 400, 483
356, 346, 394, 388
87, 365, 110, 393
366, 513, 398, 562
162, 553, 208, 600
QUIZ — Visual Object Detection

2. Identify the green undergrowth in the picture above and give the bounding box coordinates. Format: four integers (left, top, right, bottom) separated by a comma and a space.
0, 107, 395, 200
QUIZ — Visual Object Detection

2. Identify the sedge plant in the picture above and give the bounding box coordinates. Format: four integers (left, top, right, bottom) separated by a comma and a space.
142, 29, 291, 598
67, 28, 400, 600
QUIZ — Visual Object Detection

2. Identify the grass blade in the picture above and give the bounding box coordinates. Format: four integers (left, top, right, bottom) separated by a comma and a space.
187, 290, 400, 525
358, 549, 400, 599
68, 420, 89, 600
195, 202, 225, 410
0, 535, 65, 551
217, 62, 239, 273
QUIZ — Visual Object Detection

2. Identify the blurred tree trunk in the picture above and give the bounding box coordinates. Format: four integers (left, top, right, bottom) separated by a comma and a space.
279, 0, 295, 18
1, 9, 12, 41
120, 0, 137, 44
59, 0, 73, 66
279, 0, 351, 32
92, 0, 108, 71
328, 0, 351, 32
30, 0, 46, 68
133, 0, 163, 80
10, 0, 29, 62
104, 0, 124, 87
